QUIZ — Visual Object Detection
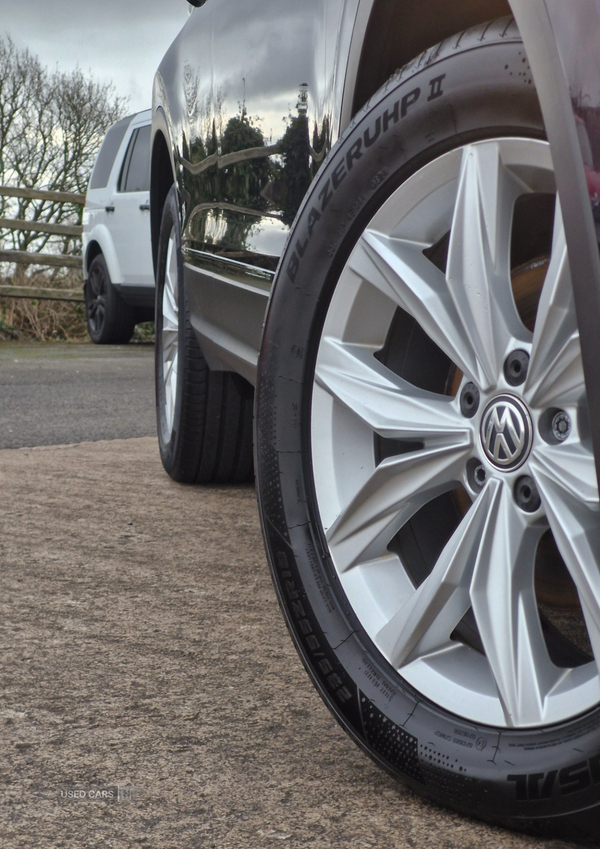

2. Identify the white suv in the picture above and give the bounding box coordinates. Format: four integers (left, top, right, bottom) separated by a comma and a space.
83, 110, 154, 344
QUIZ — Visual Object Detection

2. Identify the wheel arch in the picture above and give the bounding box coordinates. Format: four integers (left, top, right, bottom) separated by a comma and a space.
83, 229, 123, 285
150, 113, 176, 277
350, 0, 512, 118
84, 240, 103, 280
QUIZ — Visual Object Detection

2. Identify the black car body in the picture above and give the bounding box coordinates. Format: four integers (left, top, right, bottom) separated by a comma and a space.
150, 1, 600, 840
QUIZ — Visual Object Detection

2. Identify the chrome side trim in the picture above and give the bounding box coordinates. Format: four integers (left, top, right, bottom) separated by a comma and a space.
182, 248, 274, 287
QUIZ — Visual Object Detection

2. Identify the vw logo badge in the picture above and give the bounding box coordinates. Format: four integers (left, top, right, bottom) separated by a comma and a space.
480, 395, 533, 471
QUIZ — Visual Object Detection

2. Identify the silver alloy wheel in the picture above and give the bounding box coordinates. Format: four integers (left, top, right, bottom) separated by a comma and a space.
161, 227, 179, 438
311, 138, 600, 728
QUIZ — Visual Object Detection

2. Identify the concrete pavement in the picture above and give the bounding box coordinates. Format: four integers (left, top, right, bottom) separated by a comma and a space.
0, 343, 581, 848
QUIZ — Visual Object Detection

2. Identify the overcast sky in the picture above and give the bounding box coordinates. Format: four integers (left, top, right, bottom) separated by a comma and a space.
0, 0, 191, 114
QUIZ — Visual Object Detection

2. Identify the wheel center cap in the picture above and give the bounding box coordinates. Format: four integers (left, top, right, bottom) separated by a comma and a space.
480, 394, 533, 471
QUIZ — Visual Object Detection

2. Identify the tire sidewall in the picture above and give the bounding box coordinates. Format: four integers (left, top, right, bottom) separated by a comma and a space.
255, 37, 600, 833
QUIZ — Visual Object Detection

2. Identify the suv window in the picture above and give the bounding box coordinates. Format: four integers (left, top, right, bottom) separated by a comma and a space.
89, 116, 133, 190
118, 125, 151, 193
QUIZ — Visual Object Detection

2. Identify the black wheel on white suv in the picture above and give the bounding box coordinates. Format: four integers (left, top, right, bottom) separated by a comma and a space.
85, 253, 136, 344
155, 185, 254, 483
255, 18, 600, 841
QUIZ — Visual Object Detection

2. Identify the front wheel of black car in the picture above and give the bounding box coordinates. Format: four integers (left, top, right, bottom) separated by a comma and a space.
255, 18, 600, 842
155, 186, 254, 483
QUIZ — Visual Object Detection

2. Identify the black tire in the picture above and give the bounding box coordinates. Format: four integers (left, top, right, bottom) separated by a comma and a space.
155, 186, 254, 484
85, 253, 136, 344
256, 18, 600, 843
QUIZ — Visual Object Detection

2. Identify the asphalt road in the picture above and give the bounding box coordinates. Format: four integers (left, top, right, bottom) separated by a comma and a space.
0, 341, 155, 449
0, 342, 583, 848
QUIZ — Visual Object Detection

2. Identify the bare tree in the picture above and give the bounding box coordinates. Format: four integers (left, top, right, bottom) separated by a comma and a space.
0, 36, 128, 263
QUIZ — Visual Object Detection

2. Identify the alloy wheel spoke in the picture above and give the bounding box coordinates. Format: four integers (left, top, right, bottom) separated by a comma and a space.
163, 279, 178, 329
163, 299, 178, 330
469, 479, 556, 727
376, 482, 497, 668
315, 337, 471, 443
162, 320, 178, 348
165, 350, 178, 433
525, 201, 583, 407
163, 354, 175, 386
162, 230, 180, 438
532, 442, 598, 510
351, 143, 527, 392
326, 440, 470, 572
168, 358, 178, 397
351, 231, 485, 387
445, 142, 529, 389
163, 339, 178, 368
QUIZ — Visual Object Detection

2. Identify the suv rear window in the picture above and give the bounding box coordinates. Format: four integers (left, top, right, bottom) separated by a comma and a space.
118, 125, 151, 193
89, 116, 133, 190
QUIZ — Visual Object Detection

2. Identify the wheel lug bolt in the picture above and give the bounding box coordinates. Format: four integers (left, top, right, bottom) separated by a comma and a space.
460, 382, 480, 418
514, 475, 541, 513
504, 350, 529, 387
551, 410, 571, 442
467, 458, 486, 492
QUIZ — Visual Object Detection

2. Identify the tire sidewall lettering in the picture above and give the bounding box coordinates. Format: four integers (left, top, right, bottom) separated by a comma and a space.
286, 83, 425, 284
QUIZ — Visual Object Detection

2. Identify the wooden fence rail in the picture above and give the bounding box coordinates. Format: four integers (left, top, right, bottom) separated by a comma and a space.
0, 250, 82, 269
0, 285, 84, 302
0, 185, 86, 205
0, 218, 82, 238
0, 185, 85, 302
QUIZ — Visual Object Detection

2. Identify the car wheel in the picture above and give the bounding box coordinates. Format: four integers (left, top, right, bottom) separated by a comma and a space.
155, 186, 254, 483
256, 18, 600, 840
85, 253, 136, 344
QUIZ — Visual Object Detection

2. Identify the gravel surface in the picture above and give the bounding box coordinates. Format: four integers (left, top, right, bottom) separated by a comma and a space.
0, 342, 155, 449
0, 437, 580, 849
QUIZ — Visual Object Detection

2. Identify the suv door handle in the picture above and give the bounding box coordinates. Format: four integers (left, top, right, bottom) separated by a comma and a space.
105, 205, 115, 212
139, 202, 150, 211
